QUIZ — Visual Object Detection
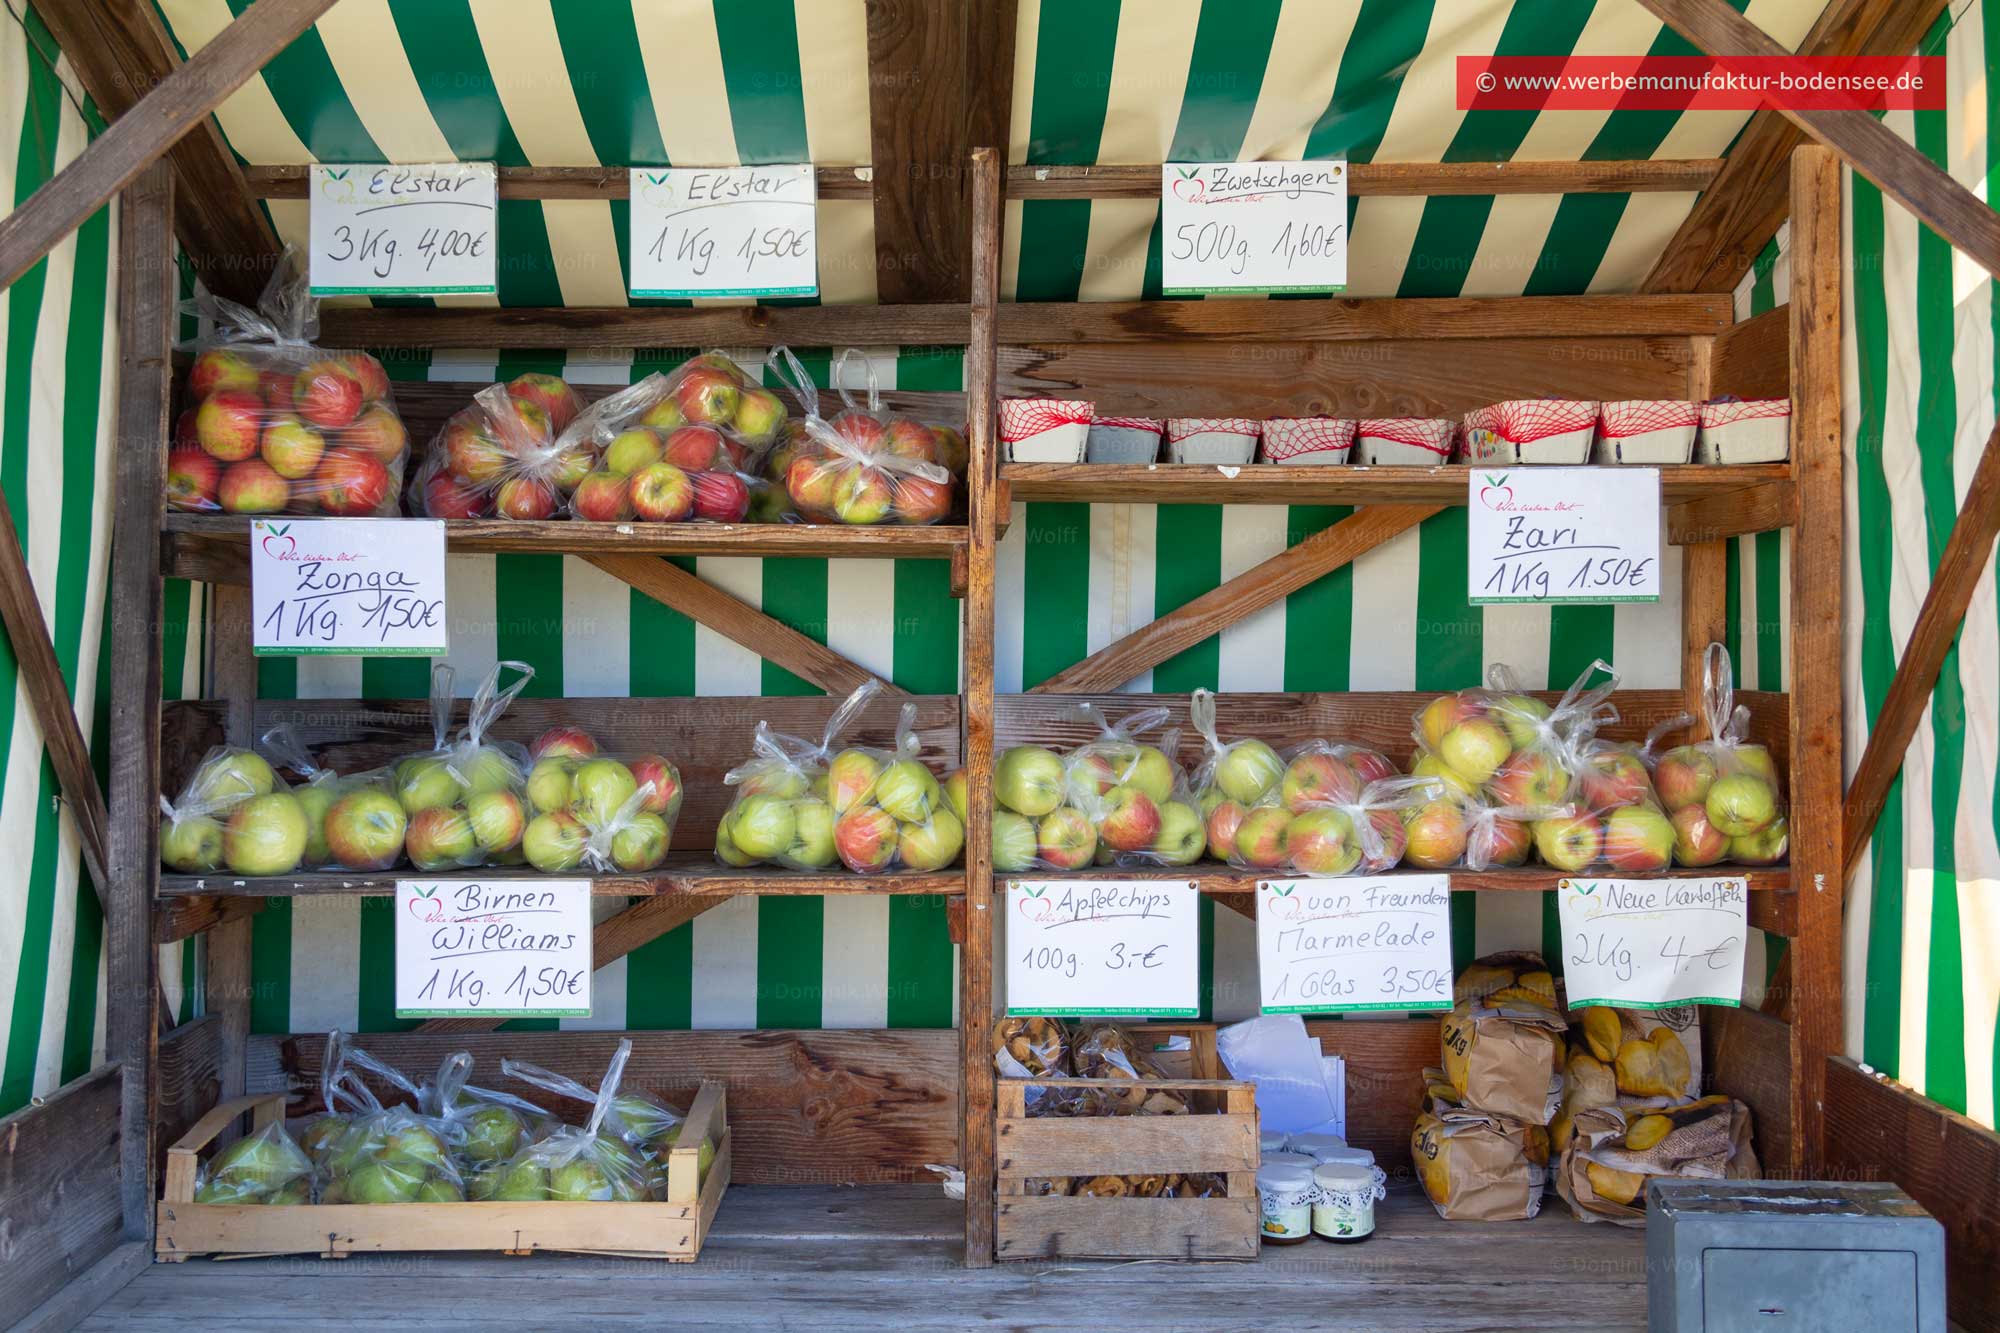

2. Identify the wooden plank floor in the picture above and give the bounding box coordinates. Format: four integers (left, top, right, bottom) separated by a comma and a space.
88, 1184, 1647, 1330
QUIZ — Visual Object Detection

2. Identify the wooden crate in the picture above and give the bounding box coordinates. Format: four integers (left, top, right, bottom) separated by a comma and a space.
994, 1026, 1258, 1260
156, 1080, 732, 1262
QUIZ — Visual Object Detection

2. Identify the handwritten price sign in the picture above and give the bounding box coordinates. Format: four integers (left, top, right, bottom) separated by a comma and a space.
1005, 880, 1199, 1017
250, 518, 447, 657
1468, 467, 1661, 604
628, 165, 818, 299
396, 880, 592, 1019
1160, 161, 1347, 295
1257, 876, 1454, 1014
309, 163, 496, 296
1557, 876, 1747, 1009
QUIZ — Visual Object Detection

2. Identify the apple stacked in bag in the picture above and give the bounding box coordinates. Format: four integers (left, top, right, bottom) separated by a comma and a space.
419, 374, 588, 520
393, 737, 530, 872
518, 727, 684, 873
158, 747, 315, 878
174, 347, 410, 516
1652, 740, 1786, 867
991, 738, 1203, 873
777, 410, 956, 526
1192, 738, 1406, 876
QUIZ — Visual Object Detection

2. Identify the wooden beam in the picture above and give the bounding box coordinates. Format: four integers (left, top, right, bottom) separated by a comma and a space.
959, 146, 1002, 1268
1667, 479, 1795, 543
244, 164, 876, 200
1033, 506, 1441, 694
413, 894, 729, 1036
1842, 420, 2000, 876
587, 554, 891, 697
1709, 304, 1791, 400
1786, 145, 1844, 1175
0, 0, 335, 292
1680, 540, 1729, 743
1644, 0, 1951, 293
0, 489, 108, 892
107, 162, 174, 1238
154, 893, 262, 946
34, 0, 280, 304
1639, 0, 2000, 281
0, 1065, 125, 1328
205, 581, 256, 1108
1010, 158, 1724, 199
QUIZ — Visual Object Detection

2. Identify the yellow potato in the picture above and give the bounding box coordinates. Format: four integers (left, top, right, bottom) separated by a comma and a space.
1625, 1114, 1674, 1152
1522, 1123, 1551, 1168
1649, 1026, 1692, 1096
1455, 963, 1515, 1006
1568, 1050, 1618, 1108
1616, 1037, 1670, 1098
1582, 1007, 1622, 1063
1551, 1105, 1576, 1155
1586, 1161, 1647, 1207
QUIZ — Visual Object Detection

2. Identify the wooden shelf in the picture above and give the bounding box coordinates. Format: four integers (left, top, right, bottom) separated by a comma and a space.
1000, 463, 1789, 508
158, 855, 965, 899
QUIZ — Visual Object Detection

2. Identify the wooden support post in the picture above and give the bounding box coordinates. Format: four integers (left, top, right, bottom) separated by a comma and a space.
1680, 540, 1729, 739
107, 162, 174, 1238
1033, 506, 1441, 694
587, 554, 893, 697
205, 583, 258, 1103
0, 0, 337, 292
959, 147, 1002, 1268
1786, 146, 1845, 1174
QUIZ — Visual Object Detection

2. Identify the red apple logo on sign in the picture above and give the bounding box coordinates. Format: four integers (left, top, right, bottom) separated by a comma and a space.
1478, 473, 1513, 509
1170, 168, 1206, 203
406, 886, 444, 922
1263, 883, 1304, 922
1016, 888, 1055, 924
258, 521, 297, 560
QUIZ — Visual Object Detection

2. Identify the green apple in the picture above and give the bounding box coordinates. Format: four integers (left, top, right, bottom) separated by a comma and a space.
488, 1160, 548, 1201
572, 758, 640, 828
459, 1104, 525, 1163
874, 759, 940, 823
1125, 745, 1176, 804
161, 814, 225, 873
942, 769, 969, 823
729, 793, 795, 860
995, 746, 1065, 817
1490, 694, 1551, 749
347, 1160, 422, 1204
1728, 814, 1788, 865
1150, 800, 1205, 865
457, 745, 520, 795
714, 812, 755, 867
526, 756, 576, 815
739, 766, 808, 800
397, 756, 463, 814
1705, 774, 1777, 837
523, 810, 588, 872
405, 805, 478, 871
992, 810, 1036, 872
466, 788, 526, 853
265, 1178, 311, 1205
295, 783, 336, 865
382, 1122, 448, 1171
197, 749, 277, 804
610, 811, 671, 872
324, 789, 407, 871
413, 1174, 464, 1203
1214, 738, 1283, 805
786, 798, 837, 868
1438, 719, 1513, 785
898, 808, 964, 872
548, 1159, 610, 1202
222, 792, 310, 876
1412, 752, 1477, 799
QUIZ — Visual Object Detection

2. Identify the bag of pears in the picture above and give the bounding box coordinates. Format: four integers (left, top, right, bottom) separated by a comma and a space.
314, 1044, 466, 1204
417, 1054, 558, 1193
489, 1039, 665, 1201
389, 661, 536, 871
193, 1121, 314, 1205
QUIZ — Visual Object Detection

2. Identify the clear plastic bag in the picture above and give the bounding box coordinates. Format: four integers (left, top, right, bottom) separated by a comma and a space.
1408, 661, 1617, 807
1401, 789, 1545, 872
524, 745, 685, 874
826, 703, 962, 874
414, 1050, 555, 1180
391, 663, 535, 870
494, 1040, 670, 1201
316, 1038, 466, 1204
1553, 716, 1680, 873
1651, 643, 1787, 867
173, 250, 407, 517
158, 745, 308, 876
411, 379, 590, 520
766, 348, 955, 525
258, 723, 407, 872
194, 1122, 314, 1205
992, 703, 1189, 871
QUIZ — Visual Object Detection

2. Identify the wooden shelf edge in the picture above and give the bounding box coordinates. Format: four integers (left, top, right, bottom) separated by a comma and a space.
1000, 463, 1791, 508
158, 866, 967, 898
996, 864, 1790, 893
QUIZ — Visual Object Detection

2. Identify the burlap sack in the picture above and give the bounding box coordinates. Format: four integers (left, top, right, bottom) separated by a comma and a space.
1441, 1001, 1567, 1125
1412, 1108, 1547, 1221
1570, 1004, 1704, 1100
1557, 1097, 1759, 1226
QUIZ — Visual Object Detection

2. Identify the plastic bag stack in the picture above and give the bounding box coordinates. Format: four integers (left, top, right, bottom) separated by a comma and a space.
412, 377, 588, 519
766, 348, 955, 525
159, 746, 309, 877
391, 662, 535, 871
1650, 643, 1788, 868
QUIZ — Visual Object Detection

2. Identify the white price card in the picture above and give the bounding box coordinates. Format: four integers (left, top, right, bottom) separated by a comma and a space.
628, 165, 818, 299
396, 879, 593, 1019
1557, 876, 1747, 1009
309, 163, 496, 296
1468, 467, 1661, 604
1005, 880, 1200, 1017
250, 518, 447, 657
1257, 876, 1454, 1014
1160, 160, 1347, 295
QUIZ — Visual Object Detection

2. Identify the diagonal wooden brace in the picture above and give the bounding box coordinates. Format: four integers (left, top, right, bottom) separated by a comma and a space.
1031, 504, 1442, 694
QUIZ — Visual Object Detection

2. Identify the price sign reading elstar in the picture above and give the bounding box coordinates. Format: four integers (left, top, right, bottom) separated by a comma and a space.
1468, 467, 1661, 604
250, 518, 447, 657
1257, 876, 1453, 1014
396, 879, 592, 1019
309, 163, 496, 296
628, 165, 818, 299
1005, 880, 1199, 1017
1557, 876, 1747, 1009
1160, 160, 1347, 295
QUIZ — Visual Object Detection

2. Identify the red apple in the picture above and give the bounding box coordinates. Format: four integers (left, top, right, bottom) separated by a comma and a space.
218, 458, 290, 513
661, 426, 724, 472
1653, 745, 1718, 812
892, 474, 952, 525
683, 351, 747, 383
834, 803, 899, 873
187, 348, 258, 399
507, 372, 581, 433
673, 367, 740, 425
1349, 747, 1398, 786
1205, 798, 1247, 862
1234, 806, 1292, 868
570, 469, 633, 523
173, 408, 199, 451
1402, 798, 1469, 870
1488, 749, 1571, 811
1285, 807, 1358, 874
1471, 814, 1534, 868
629, 462, 694, 522
1097, 785, 1162, 852
1361, 807, 1407, 871
1280, 751, 1359, 812
494, 475, 558, 521
1580, 748, 1655, 810
444, 418, 509, 485
257, 366, 297, 412
882, 419, 938, 464
312, 448, 390, 515
786, 455, 838, 518
692, 471, 750, 523
260, 416, 326, 480
338, 352, 392, 403
293, 360, 364, 428
1417, 694, 1486, 753
1035, 806, 1097, 870
629, 754, 682, 817
341, 404, 407, 460
1670, 804, 1729, 867
195, 390, 263, 462
423, 473, 486, 519
531, 728, 598, 761
166, 447, 222, 511
1602, 805, 1675, 872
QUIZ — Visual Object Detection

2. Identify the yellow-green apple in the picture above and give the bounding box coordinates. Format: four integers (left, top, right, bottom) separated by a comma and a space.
570, 470, 632, 523
661, 426, 724, 472
1732, 745, 1779, 786
523, 809, 588, 872
713, 812, 755, 867
1670, 804, 1728, 867
739, 764, 808, 799
1728, 814, 1788, 865
732, 387, 786, 445
1150, 800, 1204, 865
1280, 751, 1359, 812
1488, 749, 1571, 811
786, 455, 838, 518
891, 474, 953, 525
466, 789, 526, 854
1411, 752, 1477, 800
1205, 798, 1247, 862
1123, 745, 1176, 804
692, 471, 750, 523
293, 360, 364, 428
196, 390, 264, 461
1214, 738, 1283, 804
1234, 806, 1292, 868
1438, 718, 1513, 785
876, 759, 940, 823
1417, 694, 1485, 753
313, 449, 391, 516
456, 745, 519, 795
1489, 694, 1551, 748
1579, 749, 1653, 810
1704, 774, 1776, 837
1602, 805, 1675, 872
835, 803, 899, 872
629, 461, 694, 522
834, 468, 895, 524
602, 427, 663, 476
341, 404, 407, 461
674, 367, 740, 425
507, 372, 581, 433
1652, 746, 1717, 812
932, 425, 968, 475
339, 352, 391, 404
1035, 806, 1097, 870
531, 728, 597, 761
167, 447, 222, 511
445, 419, 509, 485
1097, 785, 1163, 852
397, 756, 464, 814
610, 811, 671, 872
406, 805, 478, 870
260, 416, 325, 479
199, 750, 277, 802
161, 814, 224, 873
219, 459, 290, 513
526, 758, 576, 815
222, 792, 309, 875
730, 793, 796, 860
1533, 813, 1602, 872
1066, 749, 1121, 799
188, 348, 259, 398
785, 798, 836, 867
1360, 807, 1407, 871
638, 388, 686, 433
323, 790, 406, 871
1402, 798, 1469, 870
992, 810, 1036, 871
1472, 814, 1533, 868
1285, 808, 1359, 875
629, 755, 682, 819
572, 759, 640, 828
295, 783, 335, 864
493, 475, 558, 521
826, 749, 883, 815
996, 746, 1065, 817
424, 473, 485, 519
943, 769, 968, 823
899, 809, 965, 871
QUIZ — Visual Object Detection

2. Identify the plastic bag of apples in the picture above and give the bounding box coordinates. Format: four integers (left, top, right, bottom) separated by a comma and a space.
257, 723, 408, 873
387, 662, 536, 871
517, 725, 684, 875
159, 745, 310, 878
412, 376, 588, 519
1650, 644, 1787, 868
172, 255, 410, 518
992, 701, 1203, 873
554, 352, 786, 525
765, 348, 956, 525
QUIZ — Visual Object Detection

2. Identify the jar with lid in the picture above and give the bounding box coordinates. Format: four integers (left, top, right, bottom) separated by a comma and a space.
1259, 1148, 1316, 1172
1256, 1161, 1317, 1246
1311, 1150, 1387, 1243
1258, 1129, 1289, 1156
1286, 1131, 1348, 1161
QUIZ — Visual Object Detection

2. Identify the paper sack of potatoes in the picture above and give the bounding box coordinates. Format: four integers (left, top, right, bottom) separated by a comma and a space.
1557, 1096, 1758, 1225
